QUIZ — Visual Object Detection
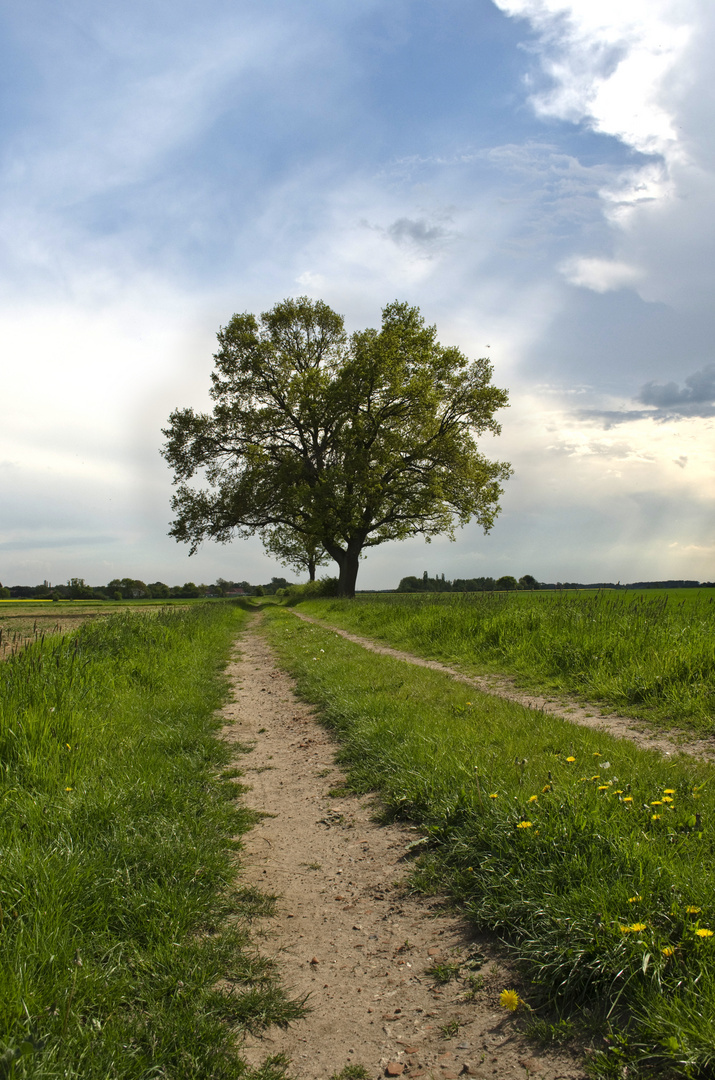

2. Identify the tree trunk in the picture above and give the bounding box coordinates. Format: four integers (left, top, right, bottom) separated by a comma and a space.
308, 557, 316, 582
336, 549, 360, 598
324, 538, 362, 598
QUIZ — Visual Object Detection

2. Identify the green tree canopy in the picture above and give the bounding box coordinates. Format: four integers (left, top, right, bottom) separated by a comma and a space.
162, 297, 512, 597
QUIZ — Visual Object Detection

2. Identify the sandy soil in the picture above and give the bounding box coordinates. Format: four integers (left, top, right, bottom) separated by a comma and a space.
290, 610, 715, 762
221, 617, 586, 1080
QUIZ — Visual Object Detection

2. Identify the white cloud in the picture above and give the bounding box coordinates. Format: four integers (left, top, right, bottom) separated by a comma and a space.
493, 0, 715, 306
560, 255, 642, 292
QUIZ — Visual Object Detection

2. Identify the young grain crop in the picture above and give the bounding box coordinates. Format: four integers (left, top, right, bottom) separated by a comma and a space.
296, 589, 715, 735
0, 604, 300, 1079
265, 606, 715, 1078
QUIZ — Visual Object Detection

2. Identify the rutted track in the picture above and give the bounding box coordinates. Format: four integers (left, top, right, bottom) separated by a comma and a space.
221, 616, 586, 1080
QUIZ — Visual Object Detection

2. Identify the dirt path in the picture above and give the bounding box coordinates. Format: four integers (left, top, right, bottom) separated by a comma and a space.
221, 617, 586, 1080
289, 610, 715, 762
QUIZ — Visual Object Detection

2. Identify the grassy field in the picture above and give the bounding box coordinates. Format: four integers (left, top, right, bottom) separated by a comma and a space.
264, 604, 715, 1077
0, 602, 300, 1079
294, 589, 715, 736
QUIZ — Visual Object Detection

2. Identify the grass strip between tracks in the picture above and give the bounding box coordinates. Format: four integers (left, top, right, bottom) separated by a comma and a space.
293, 591, 715, 737
265, 605, 715, 1079
1, 603, 302, 1079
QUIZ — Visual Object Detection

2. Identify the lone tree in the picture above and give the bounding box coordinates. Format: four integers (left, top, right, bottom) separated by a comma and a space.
162, 297, 512, 598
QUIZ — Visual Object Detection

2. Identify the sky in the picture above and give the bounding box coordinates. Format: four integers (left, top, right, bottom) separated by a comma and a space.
1, 0, 713, 589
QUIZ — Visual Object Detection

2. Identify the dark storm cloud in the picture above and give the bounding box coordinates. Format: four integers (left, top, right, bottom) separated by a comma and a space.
638, 364, 715, 412
574, 364, 715, 426
386, 217, 449, 247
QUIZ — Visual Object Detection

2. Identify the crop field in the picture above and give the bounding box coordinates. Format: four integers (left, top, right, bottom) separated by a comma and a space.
295, 589, 715, 736
0, 599, 198, 662
0, 602, 299, 1079
265, 604, 715, 1078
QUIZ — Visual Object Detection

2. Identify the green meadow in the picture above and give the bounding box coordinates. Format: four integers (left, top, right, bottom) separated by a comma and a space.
294, 589, 715, 736
0, 603, 300, 1079
264, 602, 715, 1078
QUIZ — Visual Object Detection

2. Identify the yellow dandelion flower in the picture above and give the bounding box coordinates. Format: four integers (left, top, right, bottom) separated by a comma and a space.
628, 895, 642, 903
65, 787, 73, 792
614, 790, 623, 794
621, 923, 647, 933
662, 946, 675, 957
590, 775, 600, 781
593, 751, 601, 757
651, 801, 663, 806
516, 821, 533, 829
664, 789, 676, 795
662, 796, 673, 803
652, 814, 661, 821
566, 756, 576, 763
685, 906, 701, 915
542, 784, 552, 793
528, 795, 539, 803
499, 989, 520, 1011
489, 793, 498, 799
695, 928, 714, 938
622, 796, 633, 803
597, 785, 609, 791
66, 743, 71, 750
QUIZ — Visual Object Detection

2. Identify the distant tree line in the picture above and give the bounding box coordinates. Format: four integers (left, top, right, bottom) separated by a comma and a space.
0, 575, 295, 601
396, 573, 715, 593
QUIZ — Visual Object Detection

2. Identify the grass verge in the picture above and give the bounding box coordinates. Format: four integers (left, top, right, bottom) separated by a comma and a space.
264, 606, 715, 1078
1, 603, 302, 1079
295, 590, 715, 736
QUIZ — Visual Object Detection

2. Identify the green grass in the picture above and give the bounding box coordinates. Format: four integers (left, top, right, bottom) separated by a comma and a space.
0, 603, 302, 1079
263, 606, 715, 1078
295, 589, 715, 735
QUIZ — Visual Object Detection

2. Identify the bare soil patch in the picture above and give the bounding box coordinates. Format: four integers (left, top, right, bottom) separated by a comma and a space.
221, 617, 586, 1080
290, 610, 715, 762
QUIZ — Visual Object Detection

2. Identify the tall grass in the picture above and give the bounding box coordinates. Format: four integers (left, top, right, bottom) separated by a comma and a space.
298, 590, 715, 734
1, 604, 300, 1079
264, 607, 715, 1078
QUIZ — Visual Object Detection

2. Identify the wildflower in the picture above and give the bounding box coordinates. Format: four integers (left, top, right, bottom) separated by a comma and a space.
528, 795, 538, 803
499, 989, 520, 1011
664, 789, 676, 795
662, 796, 674, 803
614, 790, 623, 795
593, 752, 601, 757
662, 946, 675, 957
66, 743, 71, 750
685, 906, 701, 915
695, 929, 714, 938
651, 801, 663, 806
542, 784, 552, 793
590, 775, 600, 781
597, 785, 609, 791
622, 796, 633, 803
620, 923, 647, 933
466, 701, 472, 706
516, 821, 533, 829
652, 814, 661, 821
628, 895, 642, 903
65, 787, 73, 792
489, 793, 498, 799
566, 756, 576, 763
